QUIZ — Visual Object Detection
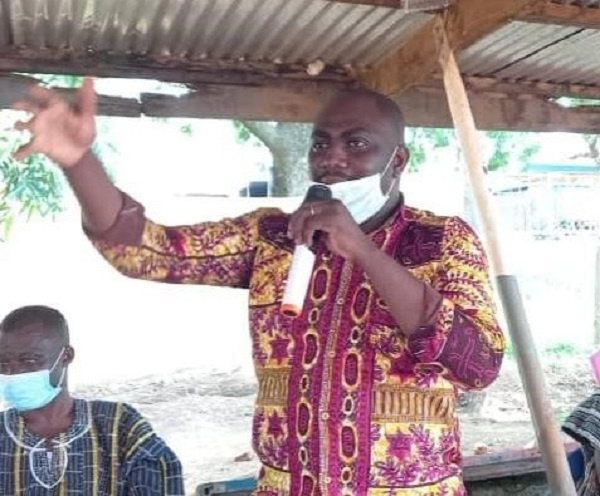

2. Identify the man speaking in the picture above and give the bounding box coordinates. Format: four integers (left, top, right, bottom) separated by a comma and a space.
12, 79, 504, 495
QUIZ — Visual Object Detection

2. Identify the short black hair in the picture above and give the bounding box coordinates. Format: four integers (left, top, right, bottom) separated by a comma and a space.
0, 305, 70, 346
328, 88, 406, 142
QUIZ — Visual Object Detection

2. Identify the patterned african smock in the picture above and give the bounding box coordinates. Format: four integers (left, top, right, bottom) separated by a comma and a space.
89, 193, 505, 496
0, 399, 184, 495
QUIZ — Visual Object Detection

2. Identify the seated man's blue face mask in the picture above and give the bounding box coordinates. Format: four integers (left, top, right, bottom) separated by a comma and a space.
0, 348, 66, 412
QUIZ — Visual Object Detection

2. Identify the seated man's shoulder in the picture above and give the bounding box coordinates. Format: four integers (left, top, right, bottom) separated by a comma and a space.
0, 411, 16, 445
0, 409, 8, 429
84, 400, 148, 428
81, 400, 179, 467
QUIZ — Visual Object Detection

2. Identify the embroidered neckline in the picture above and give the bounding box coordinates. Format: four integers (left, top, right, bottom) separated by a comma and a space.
2, 399, 92, 489
3, 398, 92, 449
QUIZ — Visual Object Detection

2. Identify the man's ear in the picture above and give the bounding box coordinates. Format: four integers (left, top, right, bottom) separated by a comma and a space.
394, 145, 410, 176
63, 345, 75, 366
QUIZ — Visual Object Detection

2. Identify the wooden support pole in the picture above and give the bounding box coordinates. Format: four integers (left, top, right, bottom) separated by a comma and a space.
436, 21, 577, 496
594, 245, 600, 346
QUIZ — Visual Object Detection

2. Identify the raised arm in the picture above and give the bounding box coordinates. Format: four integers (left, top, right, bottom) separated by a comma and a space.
12, 78, 122, 235
12, 78, 269, 288
89, 193, 268, 288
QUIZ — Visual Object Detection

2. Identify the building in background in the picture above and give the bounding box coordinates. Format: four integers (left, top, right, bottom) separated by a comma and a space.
491, 163, 600, 239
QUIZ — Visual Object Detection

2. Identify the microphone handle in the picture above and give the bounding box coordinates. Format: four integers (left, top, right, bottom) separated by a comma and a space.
280, 244, 315, 317
280, 184, 331, 317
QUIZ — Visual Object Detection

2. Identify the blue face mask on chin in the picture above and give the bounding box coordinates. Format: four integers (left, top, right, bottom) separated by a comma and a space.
0, 348, 66, 412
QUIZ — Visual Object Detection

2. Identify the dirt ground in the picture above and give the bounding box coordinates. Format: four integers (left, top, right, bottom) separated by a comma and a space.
74, 354, 596, 494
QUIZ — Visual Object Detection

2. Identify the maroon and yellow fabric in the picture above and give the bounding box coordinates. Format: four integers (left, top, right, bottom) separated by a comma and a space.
89, 193, 504, 496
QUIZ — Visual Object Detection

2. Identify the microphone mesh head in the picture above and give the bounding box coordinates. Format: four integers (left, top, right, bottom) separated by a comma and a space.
305, 184, 332, 202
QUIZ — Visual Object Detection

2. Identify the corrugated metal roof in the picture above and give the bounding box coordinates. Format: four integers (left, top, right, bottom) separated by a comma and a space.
551, 0, 600, 7
459, 21, 600, 86
2, 0, 599, 92
0, 0, 432, 68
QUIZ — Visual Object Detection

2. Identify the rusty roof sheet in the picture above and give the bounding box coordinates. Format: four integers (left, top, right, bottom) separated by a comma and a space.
459, 20, 600, 86
0, 0, 432, 68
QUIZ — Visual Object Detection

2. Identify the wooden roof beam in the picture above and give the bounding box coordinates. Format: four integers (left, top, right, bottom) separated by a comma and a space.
425, 74, 600, 101
146, 80, 600, 133
140, 82, 343, 122
4, 72, 599, 132
0, 73, 141, 117
0, 48, 350, 86
518, 2, 600, 29
359, 0, 548, 97
324, 0, 407, 6
324, 0, 453, 9
396, 85, 600, 133
0, 73, 348, 122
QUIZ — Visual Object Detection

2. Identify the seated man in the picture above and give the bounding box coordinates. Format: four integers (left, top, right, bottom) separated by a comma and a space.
0, 305, 185, 495
563, 391, 600, 495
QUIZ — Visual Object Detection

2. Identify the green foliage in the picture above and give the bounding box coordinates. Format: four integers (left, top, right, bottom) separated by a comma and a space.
553, 98, 600, 166
406, 127, 541, 172
579, 134, 600, 165
504, 340, 578, 361
0, 128, 63, 240
33, 74, 83, 88
543, 342, 577, 356
405, 128, 456, 172
555, 96, 600, 108
180, 123, 193, 136
233, 121, 265, 147
485, 130, 540, 172
234, 121, 252, 143
503, 340, 517, 359
0, 74, 93, 240
485, 131, 510, 171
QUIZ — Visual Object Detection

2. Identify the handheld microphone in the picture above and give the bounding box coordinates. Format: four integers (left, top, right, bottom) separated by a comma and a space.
280, 184, 332, 317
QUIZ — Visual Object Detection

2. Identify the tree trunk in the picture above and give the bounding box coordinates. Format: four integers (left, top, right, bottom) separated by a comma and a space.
240, 121, 312, 197
270, 123, 311, 196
